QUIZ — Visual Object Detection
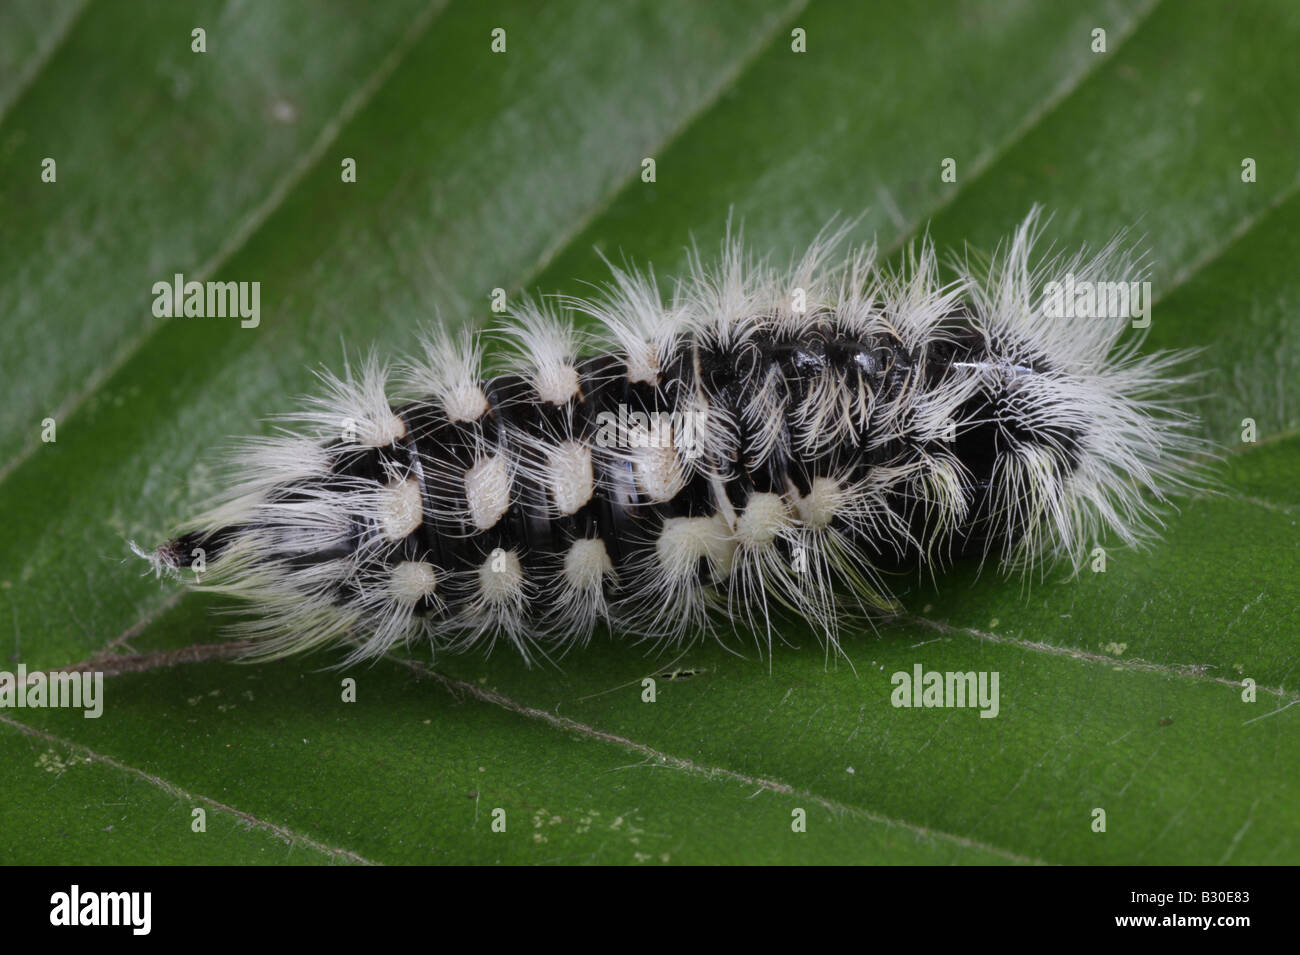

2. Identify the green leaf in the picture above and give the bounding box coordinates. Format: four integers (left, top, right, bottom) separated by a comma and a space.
2, 0, 1297, 864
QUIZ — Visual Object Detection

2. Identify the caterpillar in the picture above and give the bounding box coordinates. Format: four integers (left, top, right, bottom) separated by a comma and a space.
134, 210, 1204, 665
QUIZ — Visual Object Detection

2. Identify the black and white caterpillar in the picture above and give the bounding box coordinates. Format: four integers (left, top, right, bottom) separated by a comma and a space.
136, 211, 1203, 664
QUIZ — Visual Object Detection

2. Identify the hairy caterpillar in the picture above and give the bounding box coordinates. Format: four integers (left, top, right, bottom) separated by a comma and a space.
135, 210, 1203, 665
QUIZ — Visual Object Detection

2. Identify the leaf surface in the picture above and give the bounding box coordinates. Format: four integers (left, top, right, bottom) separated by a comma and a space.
2, 0, 1296, 864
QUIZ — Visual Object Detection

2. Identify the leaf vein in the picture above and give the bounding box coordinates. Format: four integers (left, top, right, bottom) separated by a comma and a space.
393, 657, 1048, 864
0, 0, 91, 126
0, 0, 451, 486
0, 712, 378, 864
902, 615, 1299, 702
